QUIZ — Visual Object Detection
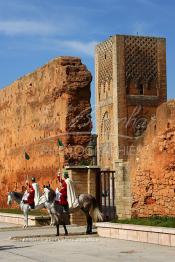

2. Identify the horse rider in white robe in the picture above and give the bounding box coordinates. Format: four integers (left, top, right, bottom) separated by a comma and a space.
63, 171, 79, 210
31, 177, 40, 206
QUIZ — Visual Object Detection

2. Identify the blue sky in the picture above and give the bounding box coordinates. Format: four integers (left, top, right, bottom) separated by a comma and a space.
0, 0, 174, 130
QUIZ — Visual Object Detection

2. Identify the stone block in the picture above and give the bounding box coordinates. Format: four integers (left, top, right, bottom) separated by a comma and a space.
110, 228, 119, 238
118, 229, 128, 239
158, 233, 170, 246
127, 230, 139, 241
148, 232, 159, 244
138, 231, 148, 242
170, 234, 175, 247
97, 228, 110, 238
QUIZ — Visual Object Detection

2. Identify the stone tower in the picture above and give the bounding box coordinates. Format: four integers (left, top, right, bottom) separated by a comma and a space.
95, 35, 167, 169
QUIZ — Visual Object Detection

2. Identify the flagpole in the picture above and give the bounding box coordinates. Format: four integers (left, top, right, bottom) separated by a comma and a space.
58, 148, 61, 172
26, 160, 28, 181
24, 150, 30, 181
57, 139, 64, 179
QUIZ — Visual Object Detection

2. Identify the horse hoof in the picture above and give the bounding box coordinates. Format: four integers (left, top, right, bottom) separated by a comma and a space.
86, 231, 92, 235
23, 225, 28, 229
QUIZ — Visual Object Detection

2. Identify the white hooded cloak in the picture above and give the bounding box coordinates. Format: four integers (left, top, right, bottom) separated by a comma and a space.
32, 182, 40, 206
65, 178, 79, 209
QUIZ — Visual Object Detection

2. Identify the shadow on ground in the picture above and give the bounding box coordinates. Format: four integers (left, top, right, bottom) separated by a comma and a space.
0, 245, 31, 251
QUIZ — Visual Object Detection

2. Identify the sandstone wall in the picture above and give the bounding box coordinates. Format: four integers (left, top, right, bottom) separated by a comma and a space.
130, 101, 175, 217
0, 56, 92, 207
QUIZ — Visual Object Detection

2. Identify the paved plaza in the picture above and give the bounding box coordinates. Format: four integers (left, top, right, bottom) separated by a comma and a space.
0, 223, 175, 262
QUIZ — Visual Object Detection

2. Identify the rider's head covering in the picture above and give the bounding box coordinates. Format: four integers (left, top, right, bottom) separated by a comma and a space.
63, 170, 69, 179
57, 171, 61, 176
57, 175, 61, 182
31, 177, 35, 182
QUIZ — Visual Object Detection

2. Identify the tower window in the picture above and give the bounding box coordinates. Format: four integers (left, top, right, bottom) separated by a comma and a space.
138, 84, 144, 95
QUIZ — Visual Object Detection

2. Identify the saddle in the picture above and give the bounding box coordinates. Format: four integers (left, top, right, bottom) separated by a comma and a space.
53, 202, 70, 225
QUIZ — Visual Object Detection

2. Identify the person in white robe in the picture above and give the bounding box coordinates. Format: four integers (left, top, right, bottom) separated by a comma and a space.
63, 171, 79, 209
31, 177, 40, 206
22, 186, 29, 202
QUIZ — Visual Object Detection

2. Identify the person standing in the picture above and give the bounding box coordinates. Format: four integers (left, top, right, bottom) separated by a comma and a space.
31, 177, 40, 206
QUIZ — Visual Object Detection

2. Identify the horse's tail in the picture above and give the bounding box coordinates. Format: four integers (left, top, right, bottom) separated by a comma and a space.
90, 198, 103, 222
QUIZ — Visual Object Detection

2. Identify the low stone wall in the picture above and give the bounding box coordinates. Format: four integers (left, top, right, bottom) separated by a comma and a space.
96, 222, 175, 247
0, 213, 50, 226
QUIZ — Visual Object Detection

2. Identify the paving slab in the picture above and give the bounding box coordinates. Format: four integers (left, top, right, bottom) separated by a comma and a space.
0, 222, 21, 228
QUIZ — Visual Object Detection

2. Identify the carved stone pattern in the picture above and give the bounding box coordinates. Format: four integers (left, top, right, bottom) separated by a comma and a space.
134, 116, 148, 137
124, 36, 158, 83
96, 38, 113, 87
100, 111, 111, 140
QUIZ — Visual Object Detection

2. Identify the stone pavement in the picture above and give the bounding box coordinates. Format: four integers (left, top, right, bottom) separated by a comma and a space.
0, 222, 21, 228
0, 223, 175, 262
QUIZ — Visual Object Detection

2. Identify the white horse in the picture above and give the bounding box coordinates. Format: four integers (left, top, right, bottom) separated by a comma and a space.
7, 191, 47, 228
7, 188, 103, 236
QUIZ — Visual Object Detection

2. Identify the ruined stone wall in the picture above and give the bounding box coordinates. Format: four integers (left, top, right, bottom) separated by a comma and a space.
130, 101, 175, 217
0, 56, 92, 207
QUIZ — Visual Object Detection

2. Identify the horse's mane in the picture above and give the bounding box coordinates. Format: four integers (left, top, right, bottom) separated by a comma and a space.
44, 186, 56, 202
48, 187, 56, 202
13, 191, 23, 199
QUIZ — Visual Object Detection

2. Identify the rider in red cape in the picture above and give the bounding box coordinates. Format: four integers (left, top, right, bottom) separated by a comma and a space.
22, 181, 35, 209
56, 174, 69, 212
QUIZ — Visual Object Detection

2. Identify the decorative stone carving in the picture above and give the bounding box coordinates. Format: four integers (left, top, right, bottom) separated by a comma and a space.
96, 38, 113, 96
124, 36, 158, 84
134, 116, 148, 137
